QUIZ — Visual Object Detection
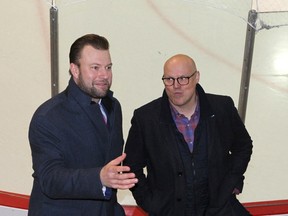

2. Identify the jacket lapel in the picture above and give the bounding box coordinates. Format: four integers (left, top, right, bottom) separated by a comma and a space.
159, 92, 184, 171
67, 78, 110, 155
196, 84, 217, 160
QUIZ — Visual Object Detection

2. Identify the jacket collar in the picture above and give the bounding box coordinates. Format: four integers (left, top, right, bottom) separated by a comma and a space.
195, 84, 214, 119
66, 77, 114, 114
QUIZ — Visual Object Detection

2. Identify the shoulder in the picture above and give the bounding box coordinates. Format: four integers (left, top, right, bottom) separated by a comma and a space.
34, 93, 66, 115
30, 90, 70, 128
204, 93, 238, 121
206, 93, 234, 106
134, 97, 162, 114
197, 84, 235, 113
130, 96, 171, 125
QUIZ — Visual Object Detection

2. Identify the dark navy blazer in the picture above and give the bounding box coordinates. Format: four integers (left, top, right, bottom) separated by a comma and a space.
28, 78, 125, 216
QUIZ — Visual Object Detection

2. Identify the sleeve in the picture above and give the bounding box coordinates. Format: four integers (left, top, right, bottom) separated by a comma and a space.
216, 97, 253, 204
29, 115, 108, 200
228, 97, 253, 177
124, 111, 152, 212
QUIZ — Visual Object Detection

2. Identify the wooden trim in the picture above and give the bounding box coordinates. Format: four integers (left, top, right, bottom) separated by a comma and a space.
244, 200, 288, 216
0, 190, 29, 210
0, 190, 288, 215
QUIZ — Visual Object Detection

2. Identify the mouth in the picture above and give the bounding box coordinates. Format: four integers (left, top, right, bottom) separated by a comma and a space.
173, 91, 183, 96
94, 80, 109, 87
96, 83, 108, 87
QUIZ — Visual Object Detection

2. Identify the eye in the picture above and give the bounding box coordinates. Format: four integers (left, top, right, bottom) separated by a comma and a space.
178, 77, 187, 81
91, 66, 99, 70
167, 77, 174, 81
106, 65, 112, 70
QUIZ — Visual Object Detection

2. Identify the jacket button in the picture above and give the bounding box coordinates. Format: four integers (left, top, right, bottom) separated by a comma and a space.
177, 198, 182, 202
178, 172, 183, 176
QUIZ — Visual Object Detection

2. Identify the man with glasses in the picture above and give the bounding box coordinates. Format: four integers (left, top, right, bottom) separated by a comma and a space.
124, 54, 253, 216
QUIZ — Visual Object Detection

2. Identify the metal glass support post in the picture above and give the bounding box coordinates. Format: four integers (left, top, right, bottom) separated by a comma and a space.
50, 3, 59, 97
238, 10, 257, 123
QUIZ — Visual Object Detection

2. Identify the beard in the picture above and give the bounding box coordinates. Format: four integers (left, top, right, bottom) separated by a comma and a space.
77, 74, 111, 99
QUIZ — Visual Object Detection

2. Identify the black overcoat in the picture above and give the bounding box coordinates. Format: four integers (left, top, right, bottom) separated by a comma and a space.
125, 84, 253, 216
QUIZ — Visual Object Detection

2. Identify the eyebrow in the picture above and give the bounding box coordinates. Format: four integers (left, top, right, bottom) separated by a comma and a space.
90, 63, 113, 67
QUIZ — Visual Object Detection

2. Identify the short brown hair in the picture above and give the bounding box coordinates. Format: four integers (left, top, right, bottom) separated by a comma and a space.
69, 34, 109, 66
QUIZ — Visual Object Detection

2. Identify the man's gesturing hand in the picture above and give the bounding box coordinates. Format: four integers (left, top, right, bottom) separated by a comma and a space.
100, 153, 138, 189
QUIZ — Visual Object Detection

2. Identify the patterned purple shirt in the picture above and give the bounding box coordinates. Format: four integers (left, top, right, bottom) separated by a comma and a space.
170, 99, 200, 152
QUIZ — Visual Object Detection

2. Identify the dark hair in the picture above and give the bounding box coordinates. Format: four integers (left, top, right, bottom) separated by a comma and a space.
69, 34, 109, 66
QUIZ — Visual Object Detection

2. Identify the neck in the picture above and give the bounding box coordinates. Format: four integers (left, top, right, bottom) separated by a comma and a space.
91, 98, 100, 103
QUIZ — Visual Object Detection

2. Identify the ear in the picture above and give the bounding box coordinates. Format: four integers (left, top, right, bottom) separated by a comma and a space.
70, 63, 79, 79
195, 71, 200, 83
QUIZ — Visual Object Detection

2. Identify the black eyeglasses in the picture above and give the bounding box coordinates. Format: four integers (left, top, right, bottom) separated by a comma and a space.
162, 71, 198, 86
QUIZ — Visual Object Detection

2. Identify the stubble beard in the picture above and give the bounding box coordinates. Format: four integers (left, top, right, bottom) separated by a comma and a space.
78, 75, 110, 99
90, 84, 109, 99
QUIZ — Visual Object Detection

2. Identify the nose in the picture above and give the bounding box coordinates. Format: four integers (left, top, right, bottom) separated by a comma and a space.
98, 67, 110, 78
173, 80, 181, 88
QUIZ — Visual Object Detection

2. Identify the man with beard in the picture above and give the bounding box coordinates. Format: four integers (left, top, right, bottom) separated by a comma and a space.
28, 34, 138, 216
